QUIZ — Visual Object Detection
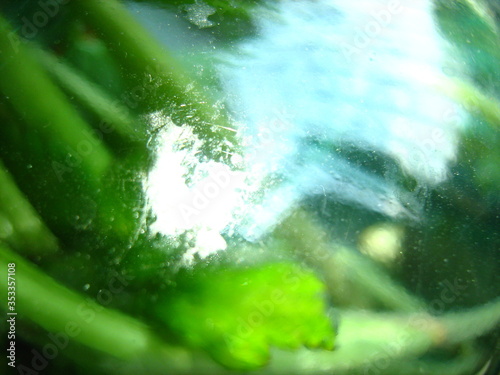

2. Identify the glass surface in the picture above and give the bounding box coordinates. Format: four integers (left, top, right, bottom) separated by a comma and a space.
0, 0, 499, 374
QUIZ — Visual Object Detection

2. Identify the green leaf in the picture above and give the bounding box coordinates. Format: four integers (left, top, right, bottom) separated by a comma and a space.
155, 262, 335, 370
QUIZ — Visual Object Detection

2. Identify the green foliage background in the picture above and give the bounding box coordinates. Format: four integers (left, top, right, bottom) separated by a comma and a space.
0, 0, 499, 374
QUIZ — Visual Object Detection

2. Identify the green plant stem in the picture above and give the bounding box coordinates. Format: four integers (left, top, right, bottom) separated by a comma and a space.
441, 298, 500, 344
0, 243, 231, 374
0, 243, 156, 360
256, 302, 500, 375
278, 210, 427, 312
1, 231, 497, 374
438, 77, 500, 129
0, 14, 112, 186
463, 0, 499, 32
0, 160, 58, 255
34, 47, 144, 144
74, 0, 238, 160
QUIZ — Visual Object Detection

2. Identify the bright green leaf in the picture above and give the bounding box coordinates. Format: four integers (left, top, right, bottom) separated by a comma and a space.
155, 262, 335, 369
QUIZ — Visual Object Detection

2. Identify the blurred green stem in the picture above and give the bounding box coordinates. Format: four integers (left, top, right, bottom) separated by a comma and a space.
463, 0, 499, 32
259, 302, 500, 375
75, 0, 238, 159
0, 160, 58, 255
34, 47, 144, 145
1, 231, 498, 374
0, 14, 112, 186
0, 243, 230, 373
278, 210, 427, 312
0, 243, 156, 360
442, 299, 500, 344
439, 77, 500, 129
